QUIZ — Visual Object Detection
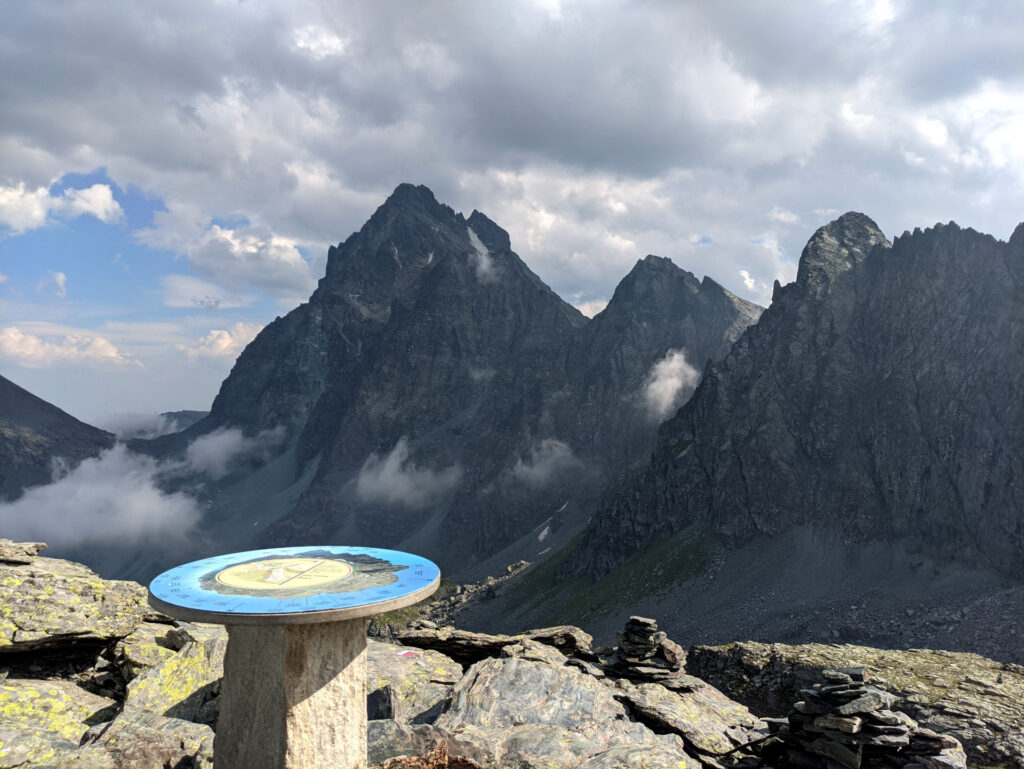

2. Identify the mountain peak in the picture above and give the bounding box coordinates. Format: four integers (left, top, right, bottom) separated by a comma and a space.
383, 182, 443, 209
795, 211, 889, 298
466, 209, 511, 252
369, 183, 462, 228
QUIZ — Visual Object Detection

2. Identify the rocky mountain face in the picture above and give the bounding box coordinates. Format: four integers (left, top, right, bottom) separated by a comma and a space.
149, 184, 760, 579
569, 214, 1024, 580
0, 374, 113, 501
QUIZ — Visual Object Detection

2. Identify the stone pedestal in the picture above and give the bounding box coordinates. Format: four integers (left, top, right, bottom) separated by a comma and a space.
216, 619, 369, 769
147, 546, 440, 769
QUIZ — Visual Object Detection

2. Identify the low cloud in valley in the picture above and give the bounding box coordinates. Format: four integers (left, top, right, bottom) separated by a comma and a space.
511, 438, 583, 490
0, 444, 200, 550
356, 437, 462, 509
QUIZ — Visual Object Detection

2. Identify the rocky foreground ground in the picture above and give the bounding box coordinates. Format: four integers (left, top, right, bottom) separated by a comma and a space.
1, 540, 1021, 769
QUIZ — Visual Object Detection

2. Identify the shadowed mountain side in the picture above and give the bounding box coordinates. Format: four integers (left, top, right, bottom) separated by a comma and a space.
567, 213, 1024, 583
121, 184, 761, 581
0, 374, 114, 501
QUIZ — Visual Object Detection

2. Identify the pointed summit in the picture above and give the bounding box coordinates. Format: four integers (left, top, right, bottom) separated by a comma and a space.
795, 212, 889, 299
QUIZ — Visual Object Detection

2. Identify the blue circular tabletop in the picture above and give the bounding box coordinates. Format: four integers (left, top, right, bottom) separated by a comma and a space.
148, 545, 441, 625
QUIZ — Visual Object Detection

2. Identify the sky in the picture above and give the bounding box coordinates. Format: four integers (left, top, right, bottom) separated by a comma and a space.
1, 0, 1022, 427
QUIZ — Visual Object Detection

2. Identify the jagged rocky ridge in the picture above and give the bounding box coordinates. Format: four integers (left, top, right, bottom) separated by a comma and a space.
570, 214, 1024, 580
132, 184, 760, 580
8, 542, 1018, 769
0, 374, 113, 502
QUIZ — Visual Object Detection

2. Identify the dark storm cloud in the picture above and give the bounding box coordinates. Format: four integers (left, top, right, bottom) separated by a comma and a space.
2, 1, 1022, 309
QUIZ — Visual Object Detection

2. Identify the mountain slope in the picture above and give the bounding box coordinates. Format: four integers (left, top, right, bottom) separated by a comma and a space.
446, 214, 1024, 661
0, 374, 114, 501
571, 214, 1024, 579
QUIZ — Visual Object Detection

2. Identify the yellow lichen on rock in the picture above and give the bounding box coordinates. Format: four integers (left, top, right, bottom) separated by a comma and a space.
0, 679, 116, 767
0, 554, 148, 652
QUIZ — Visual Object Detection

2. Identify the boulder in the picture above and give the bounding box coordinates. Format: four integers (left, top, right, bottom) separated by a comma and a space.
434, 648, 688, 768
395, 624, 595, 666
367, 641, 462, 723
34, 710, 215, 769
0, 678, 115, 768
614, 678, 766, 756
0, 538, 47, 564
0, 553, 147, 652
112, 621, 179, 682
686, 641, 1024, 769
577, 745, 702, 769
121, 638, 226, 726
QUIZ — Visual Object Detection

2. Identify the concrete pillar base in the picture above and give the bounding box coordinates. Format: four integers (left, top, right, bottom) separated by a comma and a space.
215, 618, 368, 769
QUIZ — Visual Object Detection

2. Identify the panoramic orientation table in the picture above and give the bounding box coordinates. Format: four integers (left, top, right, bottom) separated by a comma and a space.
148, 545, 440, 769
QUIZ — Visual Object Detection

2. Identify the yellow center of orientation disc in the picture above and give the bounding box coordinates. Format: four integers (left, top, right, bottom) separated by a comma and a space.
214, 557, 353, 591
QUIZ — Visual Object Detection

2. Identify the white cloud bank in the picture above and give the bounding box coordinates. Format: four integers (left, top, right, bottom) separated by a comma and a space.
0, 444, 200, 549
0, 425, 285, 548
511, 438, 583, 489
356, 437, 462, 509
642, 349, 701, 421
0, 182, 122, 234
185, 426, 285, 480
0, 325, 134, 368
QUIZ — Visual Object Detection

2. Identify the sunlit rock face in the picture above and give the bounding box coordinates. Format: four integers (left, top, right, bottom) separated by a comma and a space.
164, 183, 760, 577
573, 214, 1024, 580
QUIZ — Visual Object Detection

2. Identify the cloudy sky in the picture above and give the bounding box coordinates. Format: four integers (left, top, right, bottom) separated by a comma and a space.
2, 0, 1022, 425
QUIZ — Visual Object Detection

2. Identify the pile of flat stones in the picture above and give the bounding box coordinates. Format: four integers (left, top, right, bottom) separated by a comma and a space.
603, 616, 685, 681
763, 668, 966, 769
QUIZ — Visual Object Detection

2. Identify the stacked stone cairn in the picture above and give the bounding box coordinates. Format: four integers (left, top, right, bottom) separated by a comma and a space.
762, 667, 966, 769
604, 616, 685, 681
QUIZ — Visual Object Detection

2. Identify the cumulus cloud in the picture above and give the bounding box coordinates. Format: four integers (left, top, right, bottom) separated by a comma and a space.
0, 444, 200, 549
0, 325, 133, 368
574, 299, 608, 318
0, 182, 122, 234
292, 26, 348, 59
511, 439, 583, 489
356, 437, 462, 509
177, 322, 263, 359
1, 1, 1022, 318
642, 349, 701, 421
137, 202, 317, 302
185, 426, 286, 480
